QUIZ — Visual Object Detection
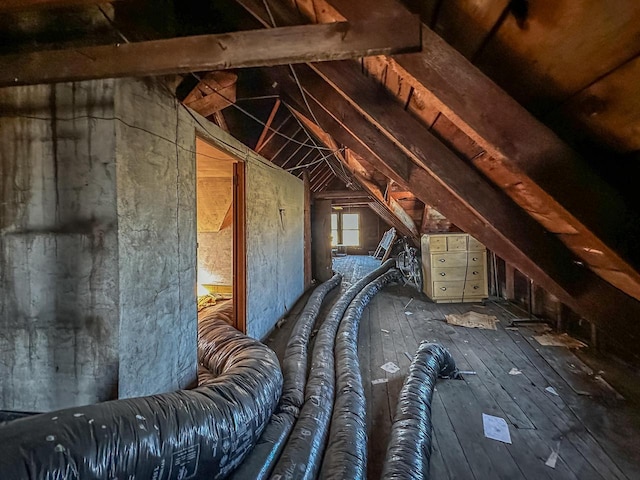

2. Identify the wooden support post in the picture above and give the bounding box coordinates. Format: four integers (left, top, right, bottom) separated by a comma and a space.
556, 302, 567, 333
312, 199, 333, 282
303, 170, 313, 288
505, 263, 515, 301
591, 322, 599, 350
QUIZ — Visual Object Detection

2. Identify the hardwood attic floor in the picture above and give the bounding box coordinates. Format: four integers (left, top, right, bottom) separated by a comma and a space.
264, 255, 640, 479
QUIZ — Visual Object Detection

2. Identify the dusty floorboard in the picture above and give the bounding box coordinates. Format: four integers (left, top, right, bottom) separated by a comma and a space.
265, 255, 640, 479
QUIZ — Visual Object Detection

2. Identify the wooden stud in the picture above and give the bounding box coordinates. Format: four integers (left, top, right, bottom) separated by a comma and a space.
312, 199, 333, 282
504, 263, 515, 301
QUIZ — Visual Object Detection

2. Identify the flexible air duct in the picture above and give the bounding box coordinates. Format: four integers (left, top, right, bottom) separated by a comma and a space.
320, 268, 400, 480
381, 342, 458, 480
272, 259, 397, 480
230, 273, 342, 480
0, 315, 282, 480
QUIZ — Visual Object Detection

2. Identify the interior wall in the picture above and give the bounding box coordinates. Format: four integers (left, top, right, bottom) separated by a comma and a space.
114, 78, 197, 398
197, 162, 234, 288
0, 80, 120, 411
246, 160, 304, 340
198, 229, 233, 286
0, 75, 305, 410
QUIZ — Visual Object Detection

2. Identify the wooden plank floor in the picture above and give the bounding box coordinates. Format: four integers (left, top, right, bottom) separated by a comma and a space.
264, 255, 640, 479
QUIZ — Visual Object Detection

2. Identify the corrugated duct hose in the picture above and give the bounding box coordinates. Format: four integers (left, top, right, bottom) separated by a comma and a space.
271, 258, 397, 480
0, 313, 283, 479
319, 268, 401, 480
230, 272, 342, 480
381, 342, 458, 480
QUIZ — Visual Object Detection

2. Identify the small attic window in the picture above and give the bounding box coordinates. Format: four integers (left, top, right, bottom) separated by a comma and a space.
331, 212, 360, 247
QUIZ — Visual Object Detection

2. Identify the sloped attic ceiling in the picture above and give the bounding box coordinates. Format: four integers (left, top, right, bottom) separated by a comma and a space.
1, 0, 640, 354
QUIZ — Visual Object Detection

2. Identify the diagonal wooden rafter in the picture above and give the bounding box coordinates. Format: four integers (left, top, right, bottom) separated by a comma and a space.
255, 99, 281, 151
270, 61, 640, 352
276, 0, 640, 304
346, 149, 419, 240
0, 13, 420, 87
290, 106, 419, 240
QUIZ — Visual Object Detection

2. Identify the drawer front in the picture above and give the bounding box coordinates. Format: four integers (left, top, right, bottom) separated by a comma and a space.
431, 252, 467, 267
431, 252, 485, 267
432, 281, 464, 298
467, 252, 485, 267
447, 235, 468, 251
468, 236, 485, 251
432, 280, 487, 298
428, 235, 447, 252
432, 266, 485, 281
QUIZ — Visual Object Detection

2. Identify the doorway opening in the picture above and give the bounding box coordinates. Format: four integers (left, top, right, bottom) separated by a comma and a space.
196, 136, 246, 332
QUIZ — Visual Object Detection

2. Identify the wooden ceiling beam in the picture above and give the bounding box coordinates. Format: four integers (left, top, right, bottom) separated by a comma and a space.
314, 190, 371, 200
0, 14, 420, 86
279, 63, 640, 349
0, 0, 120, 10
331, 200, 370, 207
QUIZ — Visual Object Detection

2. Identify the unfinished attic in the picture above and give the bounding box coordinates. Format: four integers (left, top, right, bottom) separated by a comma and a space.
1, 0, 640, 478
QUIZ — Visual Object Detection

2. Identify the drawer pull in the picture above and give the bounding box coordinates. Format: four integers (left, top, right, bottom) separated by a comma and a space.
440, 287, 447, 291
439, 259, 446, 263
440, 272, 446, 276
472, 257, 478, 261
473, 286, 479, 290
472, 271, 479, 275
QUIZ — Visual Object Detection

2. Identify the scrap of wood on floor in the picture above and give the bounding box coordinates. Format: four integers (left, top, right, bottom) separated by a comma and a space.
445, 311, 499, 330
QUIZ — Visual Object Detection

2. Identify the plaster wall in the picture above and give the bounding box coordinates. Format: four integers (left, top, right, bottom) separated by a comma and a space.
198, 228, 233, 286
197, 175, 233, 287
114, 78, 197, 398
246, 160, 304, 340
0, 75, 303, 410
0, 81, 120, 411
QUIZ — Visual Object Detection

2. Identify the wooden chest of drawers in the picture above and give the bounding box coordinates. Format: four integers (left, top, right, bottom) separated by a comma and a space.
421, 233, 488, 303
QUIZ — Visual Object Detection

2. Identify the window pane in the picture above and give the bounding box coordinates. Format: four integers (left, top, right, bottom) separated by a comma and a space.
331, 230, 338, 246
343, 230, 359, 246
342, 213, 359, 229
331, 213, 338, 229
